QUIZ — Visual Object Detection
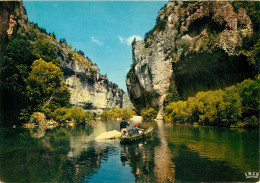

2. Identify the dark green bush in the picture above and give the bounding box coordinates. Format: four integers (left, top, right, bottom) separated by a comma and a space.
164, 77, 259, 128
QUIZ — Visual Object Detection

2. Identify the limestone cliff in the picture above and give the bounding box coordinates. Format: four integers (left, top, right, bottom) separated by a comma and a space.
57, 45, 124, 109
126, 1, 258, 119
0, 1, 124, 111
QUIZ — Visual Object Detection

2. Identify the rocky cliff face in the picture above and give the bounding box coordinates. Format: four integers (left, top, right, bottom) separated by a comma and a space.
43, 32, 124, 110
48, 38, 124, 109
61, 53, 124, 109
0, 1, 27, 70
126, 1, 257, 119
0, 1, 124, 110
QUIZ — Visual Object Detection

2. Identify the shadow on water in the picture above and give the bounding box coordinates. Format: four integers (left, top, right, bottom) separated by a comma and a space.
0, 120, 259, 182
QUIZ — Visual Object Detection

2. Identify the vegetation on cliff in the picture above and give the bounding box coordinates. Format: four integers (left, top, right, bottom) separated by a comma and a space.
164, 77, 259, 128
172, 1, 259, 100
0, 21, 97, 126
163, 2, 259, 127
126, 1, 259, 127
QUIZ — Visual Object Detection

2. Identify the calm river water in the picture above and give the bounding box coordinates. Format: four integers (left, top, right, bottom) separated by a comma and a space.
0, 120, 259, 182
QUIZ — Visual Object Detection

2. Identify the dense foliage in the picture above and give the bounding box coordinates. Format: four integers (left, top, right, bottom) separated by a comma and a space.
140, 108, 158, 120
0, 23, 72, 126
0, 20, 117, 126
164, 77, 259, 128
1, 37, 35, 125
52, 107, 95, 124
99, 108, 136, 120
26, 59, 70, 118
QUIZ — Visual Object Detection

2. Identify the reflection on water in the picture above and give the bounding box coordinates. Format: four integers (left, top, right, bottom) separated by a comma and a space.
164, 124, 259, 182
0, 120, 259, 182
154, 120, 175, 182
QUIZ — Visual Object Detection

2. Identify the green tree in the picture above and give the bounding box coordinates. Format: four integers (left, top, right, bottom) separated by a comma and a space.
235, 78, 260, 117
32, 38, 60, 66
26, 59, 70, 116
0, 38, 35, 125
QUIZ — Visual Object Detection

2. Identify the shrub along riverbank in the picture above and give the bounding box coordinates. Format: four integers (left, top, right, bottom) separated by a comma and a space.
99, 108, 136, 120
52, 107, 95, 124
141, 108, 158, 120
163, 77, 259, 128
24, 107, 96, 127
25, 107, 135, 127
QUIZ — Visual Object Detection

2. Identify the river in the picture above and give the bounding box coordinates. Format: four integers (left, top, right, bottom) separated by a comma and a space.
0, 120, 259, 182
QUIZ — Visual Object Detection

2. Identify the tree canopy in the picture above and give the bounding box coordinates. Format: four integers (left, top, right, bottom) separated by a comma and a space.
26, 59, 70, 117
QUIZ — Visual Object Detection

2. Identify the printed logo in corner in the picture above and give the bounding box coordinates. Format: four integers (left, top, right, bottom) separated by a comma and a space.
245, 172, 259, 179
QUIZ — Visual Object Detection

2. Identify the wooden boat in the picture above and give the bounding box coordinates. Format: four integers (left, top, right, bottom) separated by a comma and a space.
120, 127, 153, 143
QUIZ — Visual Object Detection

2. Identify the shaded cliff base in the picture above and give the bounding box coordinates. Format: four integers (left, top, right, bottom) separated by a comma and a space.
173, 49, 257, 99
163, 76, 259, 128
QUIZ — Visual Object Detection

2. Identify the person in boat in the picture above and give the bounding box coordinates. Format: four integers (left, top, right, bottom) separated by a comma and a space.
120, 118, 129, 136
133, 123, 144, 134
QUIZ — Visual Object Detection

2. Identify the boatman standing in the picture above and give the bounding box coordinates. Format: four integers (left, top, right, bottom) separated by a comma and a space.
120, 118, 129, 136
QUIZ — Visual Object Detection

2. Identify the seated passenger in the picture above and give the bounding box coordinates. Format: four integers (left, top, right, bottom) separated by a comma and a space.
133, 123, 143, 134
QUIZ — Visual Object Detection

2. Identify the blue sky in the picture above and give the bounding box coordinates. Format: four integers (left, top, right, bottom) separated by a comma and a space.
24, 1, 167, 91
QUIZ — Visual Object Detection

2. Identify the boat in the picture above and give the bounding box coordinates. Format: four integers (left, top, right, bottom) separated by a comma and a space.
120, 127, 153, 143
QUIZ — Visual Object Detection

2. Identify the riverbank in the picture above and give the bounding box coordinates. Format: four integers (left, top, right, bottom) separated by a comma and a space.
163, 77, 259, 128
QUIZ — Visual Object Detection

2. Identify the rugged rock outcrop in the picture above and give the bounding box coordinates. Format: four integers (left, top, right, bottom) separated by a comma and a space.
58, 48, 124, 109
0, 1, 27, 70
0, 1, 124, 111
126, 1, 257, 119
